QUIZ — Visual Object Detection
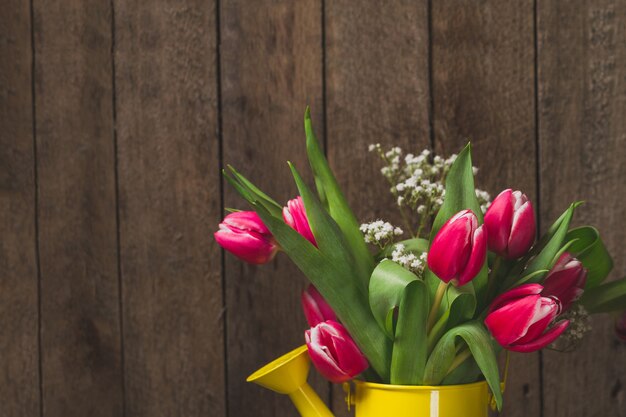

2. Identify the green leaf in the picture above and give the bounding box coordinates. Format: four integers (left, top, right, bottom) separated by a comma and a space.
427, 284, 476, 353
580, 277, 626, 314
431, 144, 484, 237
223, 167, 391, 380
289, 163, 356, 266
504, 203, 577, 289
424, 322, 503, 410
304, 108, 375, 288
564, 226, 614, 288
390, 280, 430, 385
442, 357, 482, 385
443, 284, 477, 330
224, 167, 284, 218
369, 260, 420, 338
428, 144, 489, 304
252, 202, 392, 380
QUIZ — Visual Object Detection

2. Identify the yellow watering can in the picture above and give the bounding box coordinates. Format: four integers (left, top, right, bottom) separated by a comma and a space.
247, 345, 496, 417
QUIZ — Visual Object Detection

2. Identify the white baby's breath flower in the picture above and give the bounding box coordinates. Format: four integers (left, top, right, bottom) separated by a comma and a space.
391, 245, 427, 277
360, 220, 403, 248
369, 144, 490, 237
550, 304, 592, 351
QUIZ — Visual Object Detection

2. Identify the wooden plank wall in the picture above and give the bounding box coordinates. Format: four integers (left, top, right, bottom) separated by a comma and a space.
0, 1, 624, 417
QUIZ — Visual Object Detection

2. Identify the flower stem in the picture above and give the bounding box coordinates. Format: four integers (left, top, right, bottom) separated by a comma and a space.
427, 281, 449, 333
446, 348, 472, 377
486, 256, 503, 301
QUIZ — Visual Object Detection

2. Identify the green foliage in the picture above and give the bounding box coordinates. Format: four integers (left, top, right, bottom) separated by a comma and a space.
304, 108, 375, 289
564, 226, 613, 288
390, 280, 430, 385
369, 260, 420, 338
580, 278, 626, 314
424, 322, 503, 410
224, 164, 392, 381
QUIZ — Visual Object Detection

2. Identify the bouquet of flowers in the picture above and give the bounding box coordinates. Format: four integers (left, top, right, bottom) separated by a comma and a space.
215, 109, 626, 410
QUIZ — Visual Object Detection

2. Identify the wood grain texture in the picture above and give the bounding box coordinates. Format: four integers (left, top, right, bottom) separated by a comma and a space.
324, 1, 430, 414
33, 1, 123, 415
0, 1, 40, 416
430, 2, 538, 416
114, 1, 225, 416
538, 1, 626, 416
220, 1, 325, 416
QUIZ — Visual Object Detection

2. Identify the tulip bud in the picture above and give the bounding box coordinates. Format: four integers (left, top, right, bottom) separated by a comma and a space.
484, 189, 536, 259
305, 320, 369, 383
484, 283, 569, 352
214, 211, 278, 264
283, 196, 317, 246
427, 209, 487, 286
301, 284, 338, 327
542, 252, 587, 311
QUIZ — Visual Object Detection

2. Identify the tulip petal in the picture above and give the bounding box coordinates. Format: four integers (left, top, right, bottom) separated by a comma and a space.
305, 321, 368, 383
456, 224, 487, 286
222, 211, 271, 234
214, 229, 277, 264
428, 210, 474, 282
509, 320, 570, 353
507, 201, 536, 258
488, 283, 544, 313
301, 285, 337, 327
283, 197, 317, 246
301, 291, 326, 327
514, 297, 560, 344
485, 294, 542, 346
542, 253, 587, 311
484, 189, 514, 255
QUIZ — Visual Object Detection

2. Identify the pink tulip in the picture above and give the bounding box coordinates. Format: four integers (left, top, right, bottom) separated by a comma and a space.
484, 189, 536, 259
214, 211, 278, 264
485, 283, 569, 353
616, 311, 626, 342
542, 252, 587, 311
427, 209, 487, 286
305, 320, 369, 383
283, 196, 317, 246
301, 284, 338, 327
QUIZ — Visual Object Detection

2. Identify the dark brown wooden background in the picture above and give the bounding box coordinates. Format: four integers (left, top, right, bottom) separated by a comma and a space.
1, 1, 625, 416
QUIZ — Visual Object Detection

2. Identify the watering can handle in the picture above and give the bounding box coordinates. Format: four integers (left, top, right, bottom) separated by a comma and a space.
343, 382, 355, 411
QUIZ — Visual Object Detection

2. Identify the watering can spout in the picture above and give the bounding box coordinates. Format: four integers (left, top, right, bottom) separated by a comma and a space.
246, 345, 335, 417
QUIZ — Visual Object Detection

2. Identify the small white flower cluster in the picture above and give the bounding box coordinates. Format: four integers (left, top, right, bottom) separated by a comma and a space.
475, 189, 492, 213
391, 244, 428, 276
369, 144, 492, 238
550, 304, 592, 351
360, 220, 403, 248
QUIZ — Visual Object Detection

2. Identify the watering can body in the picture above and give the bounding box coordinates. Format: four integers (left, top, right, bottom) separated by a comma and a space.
247, 345, 490, 417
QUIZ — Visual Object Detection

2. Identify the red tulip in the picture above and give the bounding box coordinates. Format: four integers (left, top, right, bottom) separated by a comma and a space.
427, 209, 487, 286
616, 311, 626, 342
301, 284, 338, 327
542, 252, 587, 311
214, 211, 278, 264
484, 189, 536, 259
485, 283, 569, 353
305, 320, 369, 383
283, 196, 317, 246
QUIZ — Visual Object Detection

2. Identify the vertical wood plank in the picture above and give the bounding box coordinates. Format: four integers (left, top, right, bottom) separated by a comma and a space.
430, 2, 538, 416
538, 1, 626, 416
220, 1, 325, 416
0, 1, 40, 416
114, 1, 225, 416
325, 2, 430, 414
33, 0, 123, 415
